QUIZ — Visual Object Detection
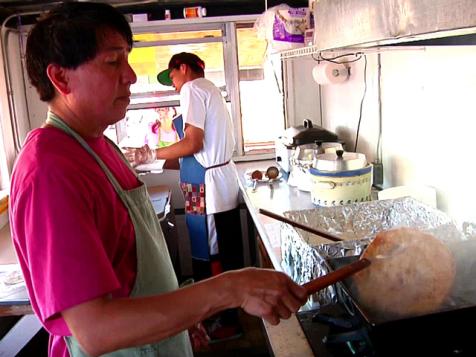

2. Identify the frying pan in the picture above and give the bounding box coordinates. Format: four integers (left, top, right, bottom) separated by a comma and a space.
326, 255, 476, 356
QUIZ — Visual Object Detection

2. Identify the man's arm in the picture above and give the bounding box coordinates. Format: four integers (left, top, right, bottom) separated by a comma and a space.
62, 268, 307, 357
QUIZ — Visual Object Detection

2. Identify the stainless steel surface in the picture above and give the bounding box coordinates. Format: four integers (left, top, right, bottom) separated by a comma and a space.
315, 0, 476, 50
313, 151, 367, 172
235, 160, 315, 357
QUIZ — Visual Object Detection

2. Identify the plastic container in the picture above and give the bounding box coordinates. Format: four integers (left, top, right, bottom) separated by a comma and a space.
164, 9, 171, 20
183, 6, 206, 18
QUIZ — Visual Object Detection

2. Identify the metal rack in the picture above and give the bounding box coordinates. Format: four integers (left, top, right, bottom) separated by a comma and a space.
279, 44, 427, 60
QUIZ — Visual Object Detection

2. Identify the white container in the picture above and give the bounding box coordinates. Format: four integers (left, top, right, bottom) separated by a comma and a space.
164, 9, 171, 20
309, 164, 373, 206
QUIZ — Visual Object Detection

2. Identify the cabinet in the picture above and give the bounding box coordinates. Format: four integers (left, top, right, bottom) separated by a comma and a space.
147, 185, 181, 279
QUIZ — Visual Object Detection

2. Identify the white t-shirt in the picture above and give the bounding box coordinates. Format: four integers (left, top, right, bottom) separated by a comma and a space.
180, 78, 239, 214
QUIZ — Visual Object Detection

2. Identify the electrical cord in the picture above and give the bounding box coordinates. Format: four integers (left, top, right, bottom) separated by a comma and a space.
309, 50, 368, 153
354, 54, 367, 152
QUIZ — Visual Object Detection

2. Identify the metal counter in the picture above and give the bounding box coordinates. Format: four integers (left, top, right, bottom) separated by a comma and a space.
234, 160, 316, 357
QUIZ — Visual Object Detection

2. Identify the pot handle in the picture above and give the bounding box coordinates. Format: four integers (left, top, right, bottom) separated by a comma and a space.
316, 180, 337, 189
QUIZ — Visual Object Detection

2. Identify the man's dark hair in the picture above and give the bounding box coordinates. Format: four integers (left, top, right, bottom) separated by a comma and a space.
26, 2, 133, 101
169, 52, 205, 77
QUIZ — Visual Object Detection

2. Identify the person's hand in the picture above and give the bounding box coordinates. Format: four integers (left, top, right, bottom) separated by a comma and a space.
188, 322, 209, 351
123, 145, 155, 167
225, 268, 308, 326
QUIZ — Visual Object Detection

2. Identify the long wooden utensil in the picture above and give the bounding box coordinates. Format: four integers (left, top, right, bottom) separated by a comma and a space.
302, 258, 371, 295
258, 208, 343, 242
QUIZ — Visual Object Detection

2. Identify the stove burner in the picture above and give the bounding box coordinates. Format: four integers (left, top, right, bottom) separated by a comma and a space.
297, 300, 476, 357
297, 304, 374, 357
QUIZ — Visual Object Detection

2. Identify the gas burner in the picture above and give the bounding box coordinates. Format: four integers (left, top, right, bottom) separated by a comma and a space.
318, 313, 373, 356
297, 303, 374, 357
298, 300, 476, 357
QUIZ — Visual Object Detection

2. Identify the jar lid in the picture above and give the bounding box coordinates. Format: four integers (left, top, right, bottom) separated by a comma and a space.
313, 150, 367, 172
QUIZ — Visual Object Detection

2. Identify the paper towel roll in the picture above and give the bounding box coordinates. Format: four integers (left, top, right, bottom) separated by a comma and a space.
312, 62, 349, 85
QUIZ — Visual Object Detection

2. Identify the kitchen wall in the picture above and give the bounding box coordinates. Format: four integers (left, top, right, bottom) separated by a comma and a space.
286, 45, 476, 225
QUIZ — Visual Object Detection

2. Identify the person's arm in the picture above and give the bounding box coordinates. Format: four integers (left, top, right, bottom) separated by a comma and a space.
123, 124, 203, 167
62, 267, 308, 357
155, 124, 203, 160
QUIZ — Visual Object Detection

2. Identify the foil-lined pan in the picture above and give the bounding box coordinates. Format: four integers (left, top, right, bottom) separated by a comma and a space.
280, 197, 474, 310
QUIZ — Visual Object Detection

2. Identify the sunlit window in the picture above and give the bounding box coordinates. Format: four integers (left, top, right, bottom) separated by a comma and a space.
107, 18, 284, 158
128, 29, 225, 106
237, 25, 285, 154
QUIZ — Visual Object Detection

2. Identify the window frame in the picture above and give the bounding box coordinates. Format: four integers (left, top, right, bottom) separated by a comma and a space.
128, 15, 275, 160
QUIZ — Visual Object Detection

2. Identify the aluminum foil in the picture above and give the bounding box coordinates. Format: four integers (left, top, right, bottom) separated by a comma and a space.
280, 197, 472, 310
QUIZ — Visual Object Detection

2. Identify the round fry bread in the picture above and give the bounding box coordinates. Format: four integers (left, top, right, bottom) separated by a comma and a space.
353, 228, 455, 319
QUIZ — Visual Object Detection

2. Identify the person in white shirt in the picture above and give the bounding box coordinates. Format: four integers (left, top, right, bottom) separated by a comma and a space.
127, 52, 245, 340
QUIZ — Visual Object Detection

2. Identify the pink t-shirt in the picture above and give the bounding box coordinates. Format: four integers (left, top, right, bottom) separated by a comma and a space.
9, 127, 140, 356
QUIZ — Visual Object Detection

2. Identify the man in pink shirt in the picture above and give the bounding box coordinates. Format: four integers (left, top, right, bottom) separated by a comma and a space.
9, 3, 308, 357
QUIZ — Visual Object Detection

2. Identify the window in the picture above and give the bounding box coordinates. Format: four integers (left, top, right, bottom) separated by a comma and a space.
109, 17, 284, 158
236, 24, 285, 154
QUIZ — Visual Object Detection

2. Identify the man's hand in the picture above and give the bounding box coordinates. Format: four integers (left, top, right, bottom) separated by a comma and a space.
223, 268, 308, 326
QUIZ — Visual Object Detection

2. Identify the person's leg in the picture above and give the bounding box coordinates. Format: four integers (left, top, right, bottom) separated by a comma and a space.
191, 258, 211, 282
214, 207, 244, 271
205, 207, 244, 339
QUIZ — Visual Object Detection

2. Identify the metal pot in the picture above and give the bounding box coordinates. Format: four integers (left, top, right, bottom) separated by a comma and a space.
309, 150, 372, 206
313, 149, 367, 171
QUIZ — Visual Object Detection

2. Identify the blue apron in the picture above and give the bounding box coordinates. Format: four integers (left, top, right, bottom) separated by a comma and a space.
173, 115, 210, 261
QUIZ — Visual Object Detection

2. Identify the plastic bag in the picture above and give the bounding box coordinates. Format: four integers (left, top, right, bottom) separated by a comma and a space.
254, 4, 310, 52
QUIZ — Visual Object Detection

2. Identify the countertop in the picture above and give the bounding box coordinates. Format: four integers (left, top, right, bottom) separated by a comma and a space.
234, 160, 316, 357
0, 185, 172, 317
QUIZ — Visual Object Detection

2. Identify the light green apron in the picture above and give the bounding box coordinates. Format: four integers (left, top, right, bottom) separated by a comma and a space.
46, 112, 193, 357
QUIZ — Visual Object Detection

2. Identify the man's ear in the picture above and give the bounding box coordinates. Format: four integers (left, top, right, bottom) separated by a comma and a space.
46, 63, 71, 95
179, 63, 188, 74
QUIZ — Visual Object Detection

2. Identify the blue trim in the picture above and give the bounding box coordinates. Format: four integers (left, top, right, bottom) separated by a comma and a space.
186, 214, 209, 260
309, 165, 372, 177
180, 156, 206, 184
173, 114, 209, 260
173, 114, 184, 139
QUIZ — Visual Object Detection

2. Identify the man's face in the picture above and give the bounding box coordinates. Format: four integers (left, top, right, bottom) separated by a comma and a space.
169, 64, 188, 93
65, 28, 137, 129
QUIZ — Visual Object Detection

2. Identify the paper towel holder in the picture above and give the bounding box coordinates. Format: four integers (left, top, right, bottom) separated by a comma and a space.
332, 66, 350, 78
312, 62, 350, 85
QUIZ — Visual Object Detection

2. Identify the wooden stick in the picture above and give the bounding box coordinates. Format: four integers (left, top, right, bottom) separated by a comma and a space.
258, 208, 343, 242
302, 258, 371, 295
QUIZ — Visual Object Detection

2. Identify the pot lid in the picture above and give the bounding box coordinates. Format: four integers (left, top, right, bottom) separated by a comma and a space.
280, 119, 338, 147
313, 150, 367, 171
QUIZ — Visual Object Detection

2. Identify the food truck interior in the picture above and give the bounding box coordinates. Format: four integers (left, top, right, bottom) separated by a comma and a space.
1, 0, 476, 356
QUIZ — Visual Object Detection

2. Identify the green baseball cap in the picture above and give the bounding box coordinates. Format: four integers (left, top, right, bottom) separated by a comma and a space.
157, 68, 172, 86
157, 52, 205, 86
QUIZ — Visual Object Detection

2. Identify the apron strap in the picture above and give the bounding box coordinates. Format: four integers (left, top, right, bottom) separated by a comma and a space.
205, 160, 230, 171
45, 112, 133, 198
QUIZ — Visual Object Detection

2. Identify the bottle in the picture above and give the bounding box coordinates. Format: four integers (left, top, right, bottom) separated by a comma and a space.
164, 9, 171, 20
183, 6, 206, 18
